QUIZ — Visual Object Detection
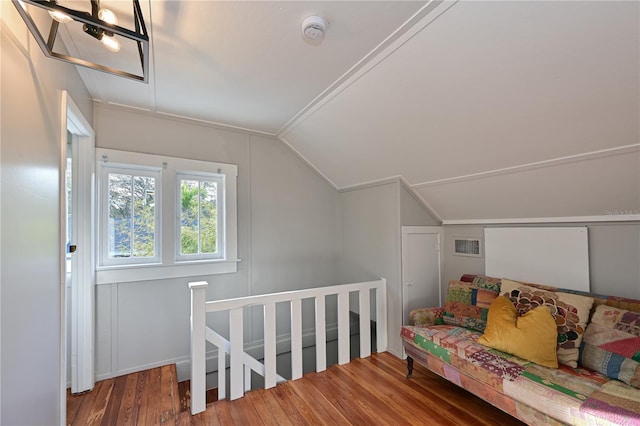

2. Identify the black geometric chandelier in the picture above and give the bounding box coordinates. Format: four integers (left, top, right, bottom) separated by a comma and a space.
12, 0, 149, 82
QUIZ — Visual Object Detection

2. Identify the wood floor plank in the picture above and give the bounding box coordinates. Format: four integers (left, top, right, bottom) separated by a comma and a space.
71, 380, 108, 426
269, 385, 309, 424
248, 388, 294, 426
177, 380, 190, 413
213, 400, 234, 425
134, 371, 151, 426
305, 369, 393, 425
160, 364, 180, 421
115, 372, 142, 425
66, 388, 85, 426
362, 358, 480, 424
84, 378, 115, 425
174, 410, 194, 426
338, 359, 461, 425
228, 393, 264, 425
100, 375, 127, 426
325, 364, 422, 425
287, 376, 350, 425
283, 381, 335, 424
144, 367, 163, 425
200, 403, 222, 426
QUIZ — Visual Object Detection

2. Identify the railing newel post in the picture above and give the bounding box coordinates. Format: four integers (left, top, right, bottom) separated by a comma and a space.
189, 281, 209, 415
376, 278, 388, 352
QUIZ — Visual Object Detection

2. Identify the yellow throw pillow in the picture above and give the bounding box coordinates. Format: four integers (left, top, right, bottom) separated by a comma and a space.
478, 296, 559, 368
500, 278, 594, 368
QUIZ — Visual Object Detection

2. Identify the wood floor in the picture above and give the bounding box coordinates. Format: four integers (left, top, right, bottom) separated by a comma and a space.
68, 352, 524, 425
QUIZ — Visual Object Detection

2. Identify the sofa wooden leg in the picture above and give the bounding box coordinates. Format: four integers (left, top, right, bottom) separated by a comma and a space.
406, 356, 414, 378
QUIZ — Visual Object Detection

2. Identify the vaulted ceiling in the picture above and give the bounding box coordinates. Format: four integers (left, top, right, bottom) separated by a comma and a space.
74, 1, 640, 222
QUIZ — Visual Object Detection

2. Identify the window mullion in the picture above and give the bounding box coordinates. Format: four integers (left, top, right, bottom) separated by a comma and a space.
197, 181, 202, 254
130, 175, 135, 258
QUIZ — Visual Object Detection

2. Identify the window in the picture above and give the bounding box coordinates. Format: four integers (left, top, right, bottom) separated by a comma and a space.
101, 166, 160, 265
177, 173, 224, 260
96, 149, 238, 284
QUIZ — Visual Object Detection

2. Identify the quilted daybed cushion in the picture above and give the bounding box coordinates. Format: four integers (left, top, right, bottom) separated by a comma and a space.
581, 304, 640, 388
442, 279, 500, 332
401, 324, 640, 425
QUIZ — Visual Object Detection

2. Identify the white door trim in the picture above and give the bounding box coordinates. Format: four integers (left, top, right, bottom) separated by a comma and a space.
60, 91, 95, 424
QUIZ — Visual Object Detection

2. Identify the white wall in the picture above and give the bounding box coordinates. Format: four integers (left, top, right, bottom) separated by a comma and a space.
401, 185, 440, 226
337, 180, 441, 356
443, 223, 640, 300
1, 3, 93, 424
338, 181, 403, 356
93, 104, 341, 381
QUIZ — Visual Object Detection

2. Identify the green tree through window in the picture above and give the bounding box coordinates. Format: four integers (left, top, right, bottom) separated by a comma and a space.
180, 179, 217, 256
108, 173, 156, 258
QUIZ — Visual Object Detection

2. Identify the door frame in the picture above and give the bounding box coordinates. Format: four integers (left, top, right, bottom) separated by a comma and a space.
60, 91, 95, 422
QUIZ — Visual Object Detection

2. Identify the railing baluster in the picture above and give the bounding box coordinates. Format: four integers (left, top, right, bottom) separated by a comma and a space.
359, 289, 371, 358
189, 281, 208, 415
229, 307, 244, 400
218, 348, 226, 400
264, 302, 277, 388
244, 364, 251, 392
315, 295, 326, 372
337, 291, 350, 365
376, 279, 388, 352
290, 298, 303, 380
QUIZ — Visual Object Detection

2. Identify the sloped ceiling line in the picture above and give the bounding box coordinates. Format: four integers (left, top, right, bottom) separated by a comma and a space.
399, 176, 443, 223
278, 134, 339, 188
276, 0, 457, 138
413, 144, 640, 188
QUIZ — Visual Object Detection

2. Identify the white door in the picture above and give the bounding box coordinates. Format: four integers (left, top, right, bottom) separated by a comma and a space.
401, 226, 442, 325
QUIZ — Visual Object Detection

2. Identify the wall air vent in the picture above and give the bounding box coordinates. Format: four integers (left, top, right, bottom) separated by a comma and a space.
453, 237, 482, 257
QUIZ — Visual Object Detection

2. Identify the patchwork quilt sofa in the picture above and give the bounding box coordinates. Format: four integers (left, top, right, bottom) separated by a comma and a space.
401, 275, 640, 425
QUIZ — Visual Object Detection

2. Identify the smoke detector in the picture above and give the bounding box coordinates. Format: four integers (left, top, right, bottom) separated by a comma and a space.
302, 16, 328, 42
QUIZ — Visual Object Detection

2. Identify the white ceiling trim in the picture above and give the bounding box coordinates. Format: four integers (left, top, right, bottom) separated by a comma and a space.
153, 109, 275, 137
278, 135, 339, 188
412, 144, 640, 189
96, 101, 275, 138
276, 0, 457, 138
443, 215, 640, 225
146, 0, 158, 111
399, 176, 443, 224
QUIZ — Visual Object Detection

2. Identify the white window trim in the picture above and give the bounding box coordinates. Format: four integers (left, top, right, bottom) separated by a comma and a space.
96, 148, 238, 285
98, 163, 162, 266
175, 171, 225, 262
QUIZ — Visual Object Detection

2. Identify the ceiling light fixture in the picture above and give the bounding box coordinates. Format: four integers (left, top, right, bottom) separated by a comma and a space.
11, 0, 149, 82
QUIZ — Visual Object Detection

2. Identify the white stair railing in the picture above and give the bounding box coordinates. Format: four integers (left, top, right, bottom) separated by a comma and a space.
189, 278, 387, 415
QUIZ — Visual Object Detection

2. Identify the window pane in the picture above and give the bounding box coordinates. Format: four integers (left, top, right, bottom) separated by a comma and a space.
108, 174, 132, 258
180, 178, 218, 255
200, 181, 217, 254
180, 180, 199, 255
108, 173, 156, 259
133, 176, 155, 257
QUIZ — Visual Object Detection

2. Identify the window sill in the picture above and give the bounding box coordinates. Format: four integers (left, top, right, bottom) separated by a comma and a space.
96, 259, 239, 285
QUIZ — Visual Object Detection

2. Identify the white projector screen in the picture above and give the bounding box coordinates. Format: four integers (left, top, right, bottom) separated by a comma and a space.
484, 227, 590, 292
